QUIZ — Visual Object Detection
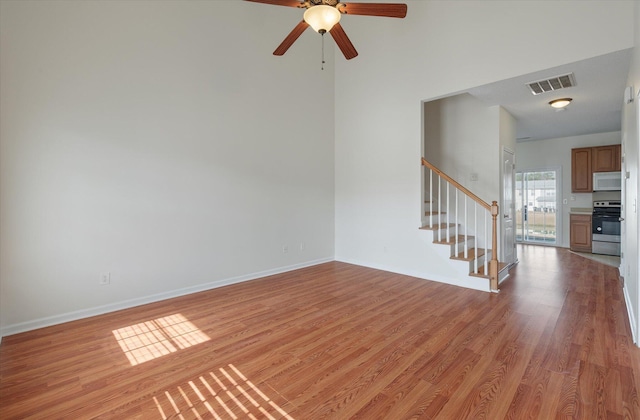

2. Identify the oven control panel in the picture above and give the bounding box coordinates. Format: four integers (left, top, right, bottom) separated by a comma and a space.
593, 201, 621, 208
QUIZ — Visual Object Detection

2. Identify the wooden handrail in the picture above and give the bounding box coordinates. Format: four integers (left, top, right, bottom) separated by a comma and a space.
421, 158, 490, 211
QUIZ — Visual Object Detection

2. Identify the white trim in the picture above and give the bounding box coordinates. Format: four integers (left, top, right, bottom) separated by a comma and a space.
623, 282, 638, 345
0, 258, 333, 338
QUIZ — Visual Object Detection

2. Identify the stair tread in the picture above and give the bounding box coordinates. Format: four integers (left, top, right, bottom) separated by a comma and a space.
420, 223, 458, 231
433, 235, 474, 245
451, 248, 485, 261
425, 211, 446, 216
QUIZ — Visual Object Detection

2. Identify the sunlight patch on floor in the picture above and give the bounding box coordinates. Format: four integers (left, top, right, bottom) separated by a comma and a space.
153, 364, 294, 420
112, 313, 210, 366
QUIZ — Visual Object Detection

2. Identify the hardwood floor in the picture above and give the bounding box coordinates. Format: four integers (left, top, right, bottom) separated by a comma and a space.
1, 245, 639, 419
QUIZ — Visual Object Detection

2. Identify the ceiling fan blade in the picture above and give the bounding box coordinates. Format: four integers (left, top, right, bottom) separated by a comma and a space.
274, 20, 310, 56
329, 23, 358, 60
339, 2, 407, 18
244, 0, 303, 7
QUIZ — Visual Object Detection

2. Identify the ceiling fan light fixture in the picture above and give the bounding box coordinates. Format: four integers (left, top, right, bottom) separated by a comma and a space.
549, 98, 573, 109
304, 5, 341, 33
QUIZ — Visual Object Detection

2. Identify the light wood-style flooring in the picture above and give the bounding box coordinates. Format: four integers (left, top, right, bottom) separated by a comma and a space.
1, 245, 639, 419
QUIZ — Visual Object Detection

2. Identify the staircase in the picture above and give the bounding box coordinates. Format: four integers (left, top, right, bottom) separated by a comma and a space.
421, 158, 507, 292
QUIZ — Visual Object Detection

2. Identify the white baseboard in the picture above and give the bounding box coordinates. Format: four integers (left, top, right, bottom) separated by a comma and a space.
334, 257, 491, 293
0, 257, 333, 338
622, 283, 638, 345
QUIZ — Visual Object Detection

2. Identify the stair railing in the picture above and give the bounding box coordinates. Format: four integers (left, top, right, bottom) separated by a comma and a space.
422, 157, 500, 291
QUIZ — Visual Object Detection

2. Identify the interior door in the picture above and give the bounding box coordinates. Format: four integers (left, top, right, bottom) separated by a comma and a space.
502, 148, 516, 265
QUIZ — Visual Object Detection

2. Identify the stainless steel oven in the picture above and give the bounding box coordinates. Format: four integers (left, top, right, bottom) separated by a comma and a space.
592, 201, 621, 256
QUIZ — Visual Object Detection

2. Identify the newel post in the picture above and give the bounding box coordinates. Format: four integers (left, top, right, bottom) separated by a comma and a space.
489, 201, 499, 292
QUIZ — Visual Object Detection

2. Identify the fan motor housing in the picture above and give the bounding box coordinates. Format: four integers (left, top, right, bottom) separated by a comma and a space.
308, 0, 341, 6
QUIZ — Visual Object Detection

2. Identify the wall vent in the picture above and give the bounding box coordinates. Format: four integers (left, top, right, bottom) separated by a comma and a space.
526, 73, 576, 95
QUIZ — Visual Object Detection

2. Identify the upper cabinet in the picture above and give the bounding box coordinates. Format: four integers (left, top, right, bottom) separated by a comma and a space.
571, 144, 621, 193
592, 144, 621, 172
571, 147, 592, 193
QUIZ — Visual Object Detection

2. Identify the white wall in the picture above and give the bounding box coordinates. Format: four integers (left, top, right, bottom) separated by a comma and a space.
424, 94, 500, 205
516, 132, 622, 248
621, 0, 640, 344
0, 1, 336, 335
334, 1, 634, 282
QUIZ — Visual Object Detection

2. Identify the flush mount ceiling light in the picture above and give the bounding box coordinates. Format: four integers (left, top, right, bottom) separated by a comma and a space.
549, 98, 573, 109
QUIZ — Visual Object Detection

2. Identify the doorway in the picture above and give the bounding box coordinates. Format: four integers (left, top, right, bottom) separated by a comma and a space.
516, 169, 560, 245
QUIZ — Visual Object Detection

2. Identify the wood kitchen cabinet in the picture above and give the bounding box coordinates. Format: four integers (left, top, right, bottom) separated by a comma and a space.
571, 147, 592, 192
570, 214, 592, 253
592, 144, 621, 172
571, 144, 621, 192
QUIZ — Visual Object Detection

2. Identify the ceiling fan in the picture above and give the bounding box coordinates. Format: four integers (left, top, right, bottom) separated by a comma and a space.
245, 0, 407, 60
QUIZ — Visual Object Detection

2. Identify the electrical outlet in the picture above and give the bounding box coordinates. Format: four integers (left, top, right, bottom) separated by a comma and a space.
100, 272, 111, 285
299, 242, 305, 251
282, 245, 289, 254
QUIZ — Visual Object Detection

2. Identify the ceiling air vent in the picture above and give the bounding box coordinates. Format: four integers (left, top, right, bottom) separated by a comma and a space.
526, 73, 576, 95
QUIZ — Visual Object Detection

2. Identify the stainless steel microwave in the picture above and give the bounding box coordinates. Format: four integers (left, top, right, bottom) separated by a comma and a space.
593, 171, 622, 191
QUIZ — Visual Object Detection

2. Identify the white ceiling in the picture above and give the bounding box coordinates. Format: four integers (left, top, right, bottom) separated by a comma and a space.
467, 49, 633, 142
